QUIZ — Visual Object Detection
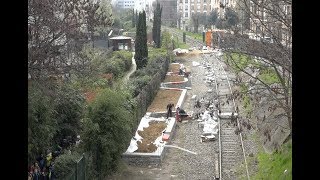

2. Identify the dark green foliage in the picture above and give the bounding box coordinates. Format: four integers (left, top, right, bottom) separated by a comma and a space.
52, 84, 85, 145
208, 9, 218, 27
129, 75, 152, 97
132, 9, 135, 28
112, 51, 133, 71
82, 88, 134, 177
152, 2, 162, 48
28, 83, 57, 164
134, 11, 148, 69
216, 18, 224, 29
54, 152, 82, 179
225, 7, 239, 28
129, 54, 167, 97
28, 81, 85, 164
135, 12, 138, 27
191, 13, 200, 33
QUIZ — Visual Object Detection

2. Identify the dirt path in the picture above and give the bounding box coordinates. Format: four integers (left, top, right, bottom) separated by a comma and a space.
122, 52, 136, 84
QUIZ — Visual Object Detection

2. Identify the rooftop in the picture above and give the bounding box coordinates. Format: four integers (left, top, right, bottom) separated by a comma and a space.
109, 36, 132, 40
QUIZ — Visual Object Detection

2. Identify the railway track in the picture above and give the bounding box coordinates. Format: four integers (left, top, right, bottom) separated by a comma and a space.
201, 53, 250, 180
162, 26, 250, 179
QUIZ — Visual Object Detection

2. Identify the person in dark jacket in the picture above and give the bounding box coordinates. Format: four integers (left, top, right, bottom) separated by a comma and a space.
166, 103, 174, 119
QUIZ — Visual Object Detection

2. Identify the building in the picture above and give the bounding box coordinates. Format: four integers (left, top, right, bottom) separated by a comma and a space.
109, 36, 133, 51
158, 0, 178, 27
249, 0, 291, 47
177, 0, 237, 31
115, 0, 135, 9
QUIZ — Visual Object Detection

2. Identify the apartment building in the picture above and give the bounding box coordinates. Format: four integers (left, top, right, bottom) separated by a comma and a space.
116, 0, 135, 9
249, 0, 291, 47
177, 0, 237, 30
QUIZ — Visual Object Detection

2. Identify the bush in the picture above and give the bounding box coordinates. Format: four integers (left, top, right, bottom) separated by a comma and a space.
112, 51, 133, 71
129, 75, 152, 97
54, 152, 82, 179
82, 88, 134, 178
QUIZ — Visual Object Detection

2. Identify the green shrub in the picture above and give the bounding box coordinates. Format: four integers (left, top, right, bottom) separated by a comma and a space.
82, 88, 134, 177
54, 152, 82, 179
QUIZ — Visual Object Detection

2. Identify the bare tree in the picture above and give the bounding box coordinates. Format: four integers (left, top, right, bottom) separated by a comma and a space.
28, 0, 113, 80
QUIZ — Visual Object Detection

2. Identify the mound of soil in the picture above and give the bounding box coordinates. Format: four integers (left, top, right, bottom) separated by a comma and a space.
135, 121, 167, 153
164, 75, 185, 82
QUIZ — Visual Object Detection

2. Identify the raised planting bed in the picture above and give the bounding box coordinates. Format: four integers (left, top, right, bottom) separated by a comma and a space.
163, 75, 185, 82
136, 120, 167, 153
122, 116, 177, 167
168, 63, 180, 73
147, 89, 182, 112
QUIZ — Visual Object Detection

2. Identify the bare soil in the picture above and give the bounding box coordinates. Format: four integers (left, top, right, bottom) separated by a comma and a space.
136, 121, 167, 153
168, 64, 180, 73
163, 75, 185, 82
147, 89, 182, 112
84, 89, 100, 103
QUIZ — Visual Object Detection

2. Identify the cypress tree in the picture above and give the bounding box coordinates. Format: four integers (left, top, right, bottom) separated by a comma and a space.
132, 9, 135, 28
134, 11, 148, 69
152, 2, 162, 48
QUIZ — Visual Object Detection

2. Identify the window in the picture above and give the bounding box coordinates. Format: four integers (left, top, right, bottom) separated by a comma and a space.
191, 5, 194, 10
180, 0, 183, 3
185, 0, 188, 3
185, 5, 188, 10
204, 5, 206, 10
185, 12, 188, 17
204, 0, 206, 2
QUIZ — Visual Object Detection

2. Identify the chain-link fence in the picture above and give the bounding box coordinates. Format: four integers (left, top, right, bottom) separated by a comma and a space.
132, 56, 169, 133
63, 153, 86, 180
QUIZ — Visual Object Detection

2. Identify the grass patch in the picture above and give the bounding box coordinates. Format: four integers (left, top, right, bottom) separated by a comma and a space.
148, 47, 168, 59
223, 53, 252, 73
258, 69, 280, 85
253, 140, 292, 180
240, 84, 253, 117
175, 28, 203, 40
174, 39, 190, 49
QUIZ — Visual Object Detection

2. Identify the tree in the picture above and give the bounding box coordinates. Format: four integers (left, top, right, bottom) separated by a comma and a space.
208, 9, 218, 28
28, 82, 57, 164
52, 84, 85, 145
161, 30, 172, 51
28, 0, 113, 80
83, 0, 113, 48
134, 11, 148, 69
82, 88, 134, 179
132, 9, 135, 28
152, 2, 162, 48
225, 7, 240, 30
191, 13, 200, 33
